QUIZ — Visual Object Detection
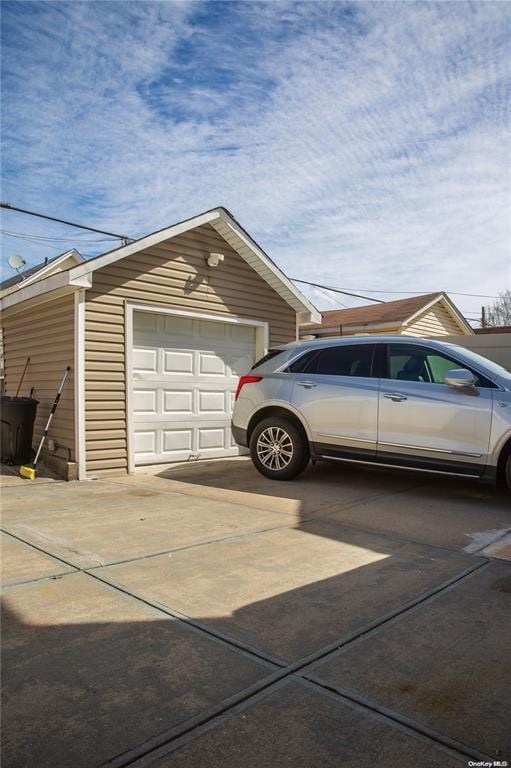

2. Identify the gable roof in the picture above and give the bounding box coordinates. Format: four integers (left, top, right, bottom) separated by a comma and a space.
0, 249, 84, 291
1, 207, 320, 323
302, 292, 473, 335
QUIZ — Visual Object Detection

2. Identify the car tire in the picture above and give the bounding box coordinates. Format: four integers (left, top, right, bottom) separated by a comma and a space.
505, 453, 511, 492
249, 417, 309, 480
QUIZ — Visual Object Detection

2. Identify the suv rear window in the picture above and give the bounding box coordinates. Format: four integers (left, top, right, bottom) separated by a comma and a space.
251, 349, 282, 371
288, 344, 375, 377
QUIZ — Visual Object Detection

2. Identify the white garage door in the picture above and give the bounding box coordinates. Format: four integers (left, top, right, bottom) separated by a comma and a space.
131, 310, 257, 465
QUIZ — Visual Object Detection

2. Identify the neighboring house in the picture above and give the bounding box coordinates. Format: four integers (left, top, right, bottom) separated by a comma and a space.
300, 292, 473, 339
0, 249, 85, 291
0, 207, 319, 479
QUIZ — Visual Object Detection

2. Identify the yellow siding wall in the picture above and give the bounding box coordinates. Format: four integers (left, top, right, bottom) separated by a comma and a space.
2, 295, 75, 459
405, 303, 465, 337
84, 223, 297, 474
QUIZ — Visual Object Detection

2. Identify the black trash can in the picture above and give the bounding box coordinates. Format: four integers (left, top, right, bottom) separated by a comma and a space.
0, 396, 39, 465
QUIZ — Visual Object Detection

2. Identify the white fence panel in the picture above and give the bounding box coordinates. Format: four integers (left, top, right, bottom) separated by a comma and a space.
434, 334, 511, 370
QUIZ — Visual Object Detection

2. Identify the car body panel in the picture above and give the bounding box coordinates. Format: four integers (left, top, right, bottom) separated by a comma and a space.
377, 377, 493, 466
290, 375, 378, 455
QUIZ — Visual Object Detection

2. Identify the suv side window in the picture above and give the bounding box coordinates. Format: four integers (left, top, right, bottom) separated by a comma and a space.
289, 344, 375, 377
387, 344, 495, 388
287, 350, 321, 373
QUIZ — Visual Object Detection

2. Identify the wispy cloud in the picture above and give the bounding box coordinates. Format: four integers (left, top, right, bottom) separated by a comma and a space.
1, 1, 509, 320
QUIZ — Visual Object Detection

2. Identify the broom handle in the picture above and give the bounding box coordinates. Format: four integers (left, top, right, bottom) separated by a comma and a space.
16, 357, 30, 397
33, 367, 71, 466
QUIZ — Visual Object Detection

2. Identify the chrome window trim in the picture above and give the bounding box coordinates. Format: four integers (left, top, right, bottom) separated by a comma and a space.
318, 434, 377, 444
377, 440, 482, 458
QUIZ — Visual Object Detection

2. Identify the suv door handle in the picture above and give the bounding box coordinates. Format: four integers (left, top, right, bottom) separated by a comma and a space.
383, 392, 407, 402
296, 381, 317, 389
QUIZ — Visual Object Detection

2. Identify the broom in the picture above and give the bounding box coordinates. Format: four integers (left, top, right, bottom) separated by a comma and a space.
20, 366, 71, 480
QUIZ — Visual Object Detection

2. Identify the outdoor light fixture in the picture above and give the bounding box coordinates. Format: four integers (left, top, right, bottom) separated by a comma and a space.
207, 252, 224, 268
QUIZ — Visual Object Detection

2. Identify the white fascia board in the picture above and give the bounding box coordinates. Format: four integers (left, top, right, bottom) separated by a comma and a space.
299, 320, 399, 336
20, 249, 85, 288
66, 206, 321, 324
213, 211, 321, 324
0, 249, 84, 299
69, 210, 221, 280
402, 293, 474, 335
0, 270, 92, 312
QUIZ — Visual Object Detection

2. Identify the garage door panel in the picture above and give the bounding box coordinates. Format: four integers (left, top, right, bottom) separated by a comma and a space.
198, 391, 225, 413
198, 427, 227, 451
134, 430, 157, 455
132, 311, 257, 465
133, 348, 158, 372
163, 390, 194, 414
164, 350, 194, 374
163, 315, 194, 336
232, 324, 255, 342
162, 429, 193, 454
229, 351, 255, 376
132, 389, 157, 414
199, 352, 226, 376
200, 320, 227, 339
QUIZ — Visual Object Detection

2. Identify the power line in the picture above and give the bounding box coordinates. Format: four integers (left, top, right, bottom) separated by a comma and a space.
336, 288, 500, 300
1, 229, 118, 244
291, 279, 385, 304
0, 203, 500, 305
292, 278, 499, 301
0, 201, 132, 244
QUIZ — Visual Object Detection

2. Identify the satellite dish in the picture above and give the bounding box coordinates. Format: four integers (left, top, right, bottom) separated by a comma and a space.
8, 253, 26, 270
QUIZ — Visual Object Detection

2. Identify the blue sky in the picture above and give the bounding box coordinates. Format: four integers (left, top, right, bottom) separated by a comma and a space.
1, 0, 509, 321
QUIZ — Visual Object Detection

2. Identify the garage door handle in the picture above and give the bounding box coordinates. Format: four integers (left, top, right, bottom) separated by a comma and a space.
297, 381, 317, 389
384, 392, 407, 402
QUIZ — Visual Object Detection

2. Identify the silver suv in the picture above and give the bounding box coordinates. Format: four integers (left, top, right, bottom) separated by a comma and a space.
232, 336, 511, 490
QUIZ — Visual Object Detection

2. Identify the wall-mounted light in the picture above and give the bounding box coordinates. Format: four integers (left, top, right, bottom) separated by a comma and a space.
207, 252, 224, 268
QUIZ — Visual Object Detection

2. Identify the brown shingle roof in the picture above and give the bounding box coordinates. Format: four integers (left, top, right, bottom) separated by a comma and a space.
303, 292, 443, 331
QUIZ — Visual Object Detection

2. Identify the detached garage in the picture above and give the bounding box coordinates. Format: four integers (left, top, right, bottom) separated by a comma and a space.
0, 208, 319, 479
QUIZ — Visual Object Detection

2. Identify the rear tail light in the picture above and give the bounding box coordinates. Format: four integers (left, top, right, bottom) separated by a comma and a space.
235, 375, 263, 401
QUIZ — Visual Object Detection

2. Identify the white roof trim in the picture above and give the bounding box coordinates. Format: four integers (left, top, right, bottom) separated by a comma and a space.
300, 319, 398, 337
403, 293, 474, 335
0, 270, 91, 312
69, 208, 320, 324
0, 249, 84, 299
70, 211, 220, 279
211, 211, 320, 323
0, 208, 319, 322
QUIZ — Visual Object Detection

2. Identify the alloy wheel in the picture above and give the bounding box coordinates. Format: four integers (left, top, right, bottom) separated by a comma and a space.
256, 426, 294, 471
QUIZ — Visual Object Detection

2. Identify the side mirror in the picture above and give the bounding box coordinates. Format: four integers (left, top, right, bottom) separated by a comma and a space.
444, 368, 477, 389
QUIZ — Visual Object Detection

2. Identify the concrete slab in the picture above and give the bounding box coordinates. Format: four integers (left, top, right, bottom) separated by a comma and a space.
479, 532, 511, 561
0, 477, 140, 517
121, 459, 510, 553
134, 680, 464, 768
2, 487, 291, 568
308, 561, 511, 759
1, 572, 273, 768
0, 532, 75, 587
115, 458, 423, 520
98, 520, 479, 663
0, 462, 60, 488
314, 475, 511, 552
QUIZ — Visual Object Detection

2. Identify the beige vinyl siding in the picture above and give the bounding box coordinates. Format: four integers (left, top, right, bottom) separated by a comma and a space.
84, 223, 297, 474
404, 302, 466, 337
2, 295, 75, 459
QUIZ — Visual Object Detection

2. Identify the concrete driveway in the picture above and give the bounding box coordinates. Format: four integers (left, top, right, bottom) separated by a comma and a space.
1, 459, 510, 767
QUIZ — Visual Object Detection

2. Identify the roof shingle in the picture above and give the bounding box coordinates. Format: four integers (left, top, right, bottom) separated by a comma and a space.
303, 292, 443, 330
